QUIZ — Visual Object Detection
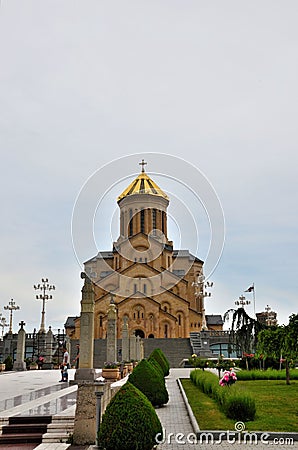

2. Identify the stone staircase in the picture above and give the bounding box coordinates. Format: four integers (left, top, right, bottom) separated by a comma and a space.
41, 414, 75, 443
91, 338, 193, 368
143, 338, 193, 367
189, 331, 202, 356
0, 415, 52, 445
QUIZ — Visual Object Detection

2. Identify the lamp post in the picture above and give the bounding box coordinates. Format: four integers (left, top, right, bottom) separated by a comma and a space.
193, 274, 213, 331
0, 315, 9, 339
4, 299, 20, 334
235, 295, 250, 309
34, 278, 55, 333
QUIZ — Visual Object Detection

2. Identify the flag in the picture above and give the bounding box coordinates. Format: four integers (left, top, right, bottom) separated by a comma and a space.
245, 285, 254, 292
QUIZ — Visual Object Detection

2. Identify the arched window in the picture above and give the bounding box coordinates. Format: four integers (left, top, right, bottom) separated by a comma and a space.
133, 305, 145, 322
162, 211, 165, 233
129, 209, 133, 237
120, 212, 124, 236
164, 324, 168, 338
140, 209, 145, 233
143, 284, 147, 294
152, 209, 157, 234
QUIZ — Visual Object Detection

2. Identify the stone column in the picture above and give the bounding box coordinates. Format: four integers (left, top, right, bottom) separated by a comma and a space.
13, 321, 26, 371
75, 272, 96, 381
106, 297, 117, 363
136, 335, 141, 361
121, 316, 129, 362
129, 333, 137, 361
140, 338, 144, 360
73, 273, 97, 445
43, 326, 54, 369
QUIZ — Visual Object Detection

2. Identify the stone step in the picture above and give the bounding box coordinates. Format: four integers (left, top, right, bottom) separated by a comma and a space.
42, 432, 72, 443
0, 432, 43, 444
9, 416, 52, 425
0, 415, 53, 446
41, 416, 74, 443
2, 423, 48, 435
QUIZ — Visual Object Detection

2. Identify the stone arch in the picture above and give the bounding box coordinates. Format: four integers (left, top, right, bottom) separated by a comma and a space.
134, 329, 145, 338
160, 320, 171, 338
96, 311, 106, 339
172, 285, 180, 296
176, 310, 185, 338
161, 301, 171, 314
148, 313, 155, 334
132, 304, 145, 321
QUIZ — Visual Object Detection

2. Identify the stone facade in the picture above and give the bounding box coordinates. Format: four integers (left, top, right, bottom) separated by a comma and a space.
68, 165, 223, 343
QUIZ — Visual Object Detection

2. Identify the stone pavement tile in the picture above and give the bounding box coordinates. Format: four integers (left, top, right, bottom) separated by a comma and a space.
35, 444, 70, 450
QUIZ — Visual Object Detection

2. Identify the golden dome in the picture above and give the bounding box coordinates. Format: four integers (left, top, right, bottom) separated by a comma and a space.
117, 161, 169, 202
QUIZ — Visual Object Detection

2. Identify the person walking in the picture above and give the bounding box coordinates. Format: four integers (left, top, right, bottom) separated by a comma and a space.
60, 346, 69, 382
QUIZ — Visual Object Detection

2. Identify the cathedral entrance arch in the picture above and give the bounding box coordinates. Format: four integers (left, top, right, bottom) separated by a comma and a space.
148, 333, 154, 338
134, 329, 145, 338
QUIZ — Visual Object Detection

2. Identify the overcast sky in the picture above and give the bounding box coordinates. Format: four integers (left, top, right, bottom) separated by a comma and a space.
0, 1, 297, 333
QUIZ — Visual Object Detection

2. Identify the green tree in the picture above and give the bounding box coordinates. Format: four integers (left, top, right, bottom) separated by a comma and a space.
257, 314, 298, 385
224, 307, 265, 368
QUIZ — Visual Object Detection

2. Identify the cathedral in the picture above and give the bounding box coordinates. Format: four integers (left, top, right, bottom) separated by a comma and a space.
69, 161, 223, 341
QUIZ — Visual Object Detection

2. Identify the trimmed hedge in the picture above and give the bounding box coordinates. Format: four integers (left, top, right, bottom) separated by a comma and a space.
129, 359, 169, 406
98, 381, 162, 450
190, 370, 256, 422
149, 348, 170, 377
148, 355, 164, 378
236, 369, 298, 381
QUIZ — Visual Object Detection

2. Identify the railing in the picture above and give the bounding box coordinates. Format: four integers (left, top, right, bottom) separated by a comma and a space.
209, 331, 231, 337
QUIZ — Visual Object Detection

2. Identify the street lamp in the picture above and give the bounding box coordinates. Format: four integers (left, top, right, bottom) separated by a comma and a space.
192, 274, 214, 331
235, 295, 250, 308
34, 278, 55, 333
4, 299, 20, 333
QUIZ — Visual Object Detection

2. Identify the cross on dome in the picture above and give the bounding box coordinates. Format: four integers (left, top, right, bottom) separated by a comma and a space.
139, 159, 147, 173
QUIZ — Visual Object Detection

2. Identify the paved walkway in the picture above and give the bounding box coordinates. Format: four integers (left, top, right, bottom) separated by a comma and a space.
0, 368, 297, 449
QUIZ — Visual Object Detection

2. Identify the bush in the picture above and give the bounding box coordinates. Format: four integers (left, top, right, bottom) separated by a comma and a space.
236, 369, 298, 381
149, 348, 170, 377
98, 381, 162, 450
148, 356, 164, 378
4, 355, 13, 371
190, 369, 256, 422
223, 392, 256, 421
129, 359, 169, 406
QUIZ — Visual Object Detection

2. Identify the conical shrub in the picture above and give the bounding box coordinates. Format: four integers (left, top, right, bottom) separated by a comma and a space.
129, 359, 169, 406
98, 381, 162, 450
149, 348, 170, 376
148, 355, 164, 378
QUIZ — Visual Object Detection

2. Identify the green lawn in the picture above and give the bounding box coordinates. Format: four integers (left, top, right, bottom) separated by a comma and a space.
181, 378, 298, 432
